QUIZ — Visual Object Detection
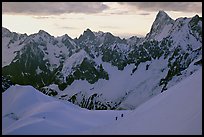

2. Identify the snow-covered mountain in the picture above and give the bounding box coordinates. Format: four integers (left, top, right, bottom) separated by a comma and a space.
2, 68, 202, 135
2, 11, 202, 110
146, 10, 175, 41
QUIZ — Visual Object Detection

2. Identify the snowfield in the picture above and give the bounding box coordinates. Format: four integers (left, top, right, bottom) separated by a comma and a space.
2, 68, 202, 135
84, 68, 202, 135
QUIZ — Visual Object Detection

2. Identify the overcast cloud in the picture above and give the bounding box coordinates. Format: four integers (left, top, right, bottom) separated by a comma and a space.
3, 2, 201, 16
118, 2, 202, 13
2, 2, 108, 15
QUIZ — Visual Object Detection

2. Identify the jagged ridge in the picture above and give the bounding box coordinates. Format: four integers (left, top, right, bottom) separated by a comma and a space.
2, 11, 202, 110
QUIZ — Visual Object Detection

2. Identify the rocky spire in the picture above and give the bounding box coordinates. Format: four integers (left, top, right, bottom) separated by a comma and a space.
146, 10, 174, 40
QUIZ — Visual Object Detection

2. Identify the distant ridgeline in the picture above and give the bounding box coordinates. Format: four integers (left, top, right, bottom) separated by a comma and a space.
2, 11, 202, 110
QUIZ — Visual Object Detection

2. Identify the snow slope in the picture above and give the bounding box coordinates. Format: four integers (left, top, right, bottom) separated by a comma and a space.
61, 49, 90, 81
2, 85, 129, 135
59, 56, 169, 110
2, 68, 202, 135
84, 68, 202, 135
2, 27, 27, 67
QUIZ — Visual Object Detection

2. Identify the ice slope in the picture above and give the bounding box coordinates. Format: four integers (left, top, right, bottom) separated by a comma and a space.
84, 68, 202, 135
2, 68, 202, 135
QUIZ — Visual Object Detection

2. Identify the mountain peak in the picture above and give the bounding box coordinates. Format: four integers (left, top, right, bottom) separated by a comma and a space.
2, 27, 11, 35
38, 29, 47, 33
191, 14, 202, 21
85, 28, 92, 33
157, 10, 167, 16
83, 28, 95, 37
145, 10, 174, 40
155, 10, 172, 22
38, 30, 51, 36
62, 34, 71, 39
78, 28, 95, 41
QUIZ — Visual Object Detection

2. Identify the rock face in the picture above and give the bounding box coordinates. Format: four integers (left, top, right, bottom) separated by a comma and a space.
2, 11, 202, 110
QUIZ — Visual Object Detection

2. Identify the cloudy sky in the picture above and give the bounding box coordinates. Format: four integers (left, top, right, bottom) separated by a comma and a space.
2, 2, 202, 38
